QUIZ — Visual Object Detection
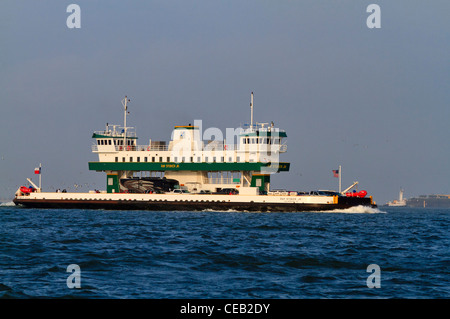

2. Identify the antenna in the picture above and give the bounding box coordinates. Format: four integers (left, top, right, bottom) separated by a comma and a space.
121, 96, 130, 145
250, 92, 254, 130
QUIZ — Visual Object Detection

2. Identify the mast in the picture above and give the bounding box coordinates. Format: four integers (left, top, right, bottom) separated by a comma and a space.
250, 92, 254, 130
339, 165, 342, 193
122, 96, 130, 146
39, 163, 42, 190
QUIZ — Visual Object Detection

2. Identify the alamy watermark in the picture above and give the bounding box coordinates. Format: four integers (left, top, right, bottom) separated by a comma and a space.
168, 119, 284, 174
66, 4, 81, 29
366, 264, 381, 288
366, 4, 381, 29
66, 264, 81, 289
66, 4, 381, 30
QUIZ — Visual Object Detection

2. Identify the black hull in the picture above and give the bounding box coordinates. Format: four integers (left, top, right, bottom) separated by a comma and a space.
13, 197, 375, 212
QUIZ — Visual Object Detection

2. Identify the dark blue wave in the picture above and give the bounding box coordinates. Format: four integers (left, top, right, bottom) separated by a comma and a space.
0, 206, 449, 298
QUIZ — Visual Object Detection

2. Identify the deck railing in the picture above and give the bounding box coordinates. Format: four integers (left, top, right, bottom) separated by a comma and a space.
92, 144, 286, 153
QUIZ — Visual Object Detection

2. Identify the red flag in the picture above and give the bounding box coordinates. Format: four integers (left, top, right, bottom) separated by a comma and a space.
34, 167, 41, 174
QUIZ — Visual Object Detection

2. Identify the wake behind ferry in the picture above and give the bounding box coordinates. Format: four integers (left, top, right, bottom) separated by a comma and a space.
14, 94, 376, 212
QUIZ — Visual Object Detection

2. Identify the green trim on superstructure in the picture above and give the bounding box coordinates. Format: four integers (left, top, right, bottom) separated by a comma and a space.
251, 174, 271, 192
88, 161, 290, 172
92, 133, 138, 139
174, 126, 198, 130
106, 174, 120, 193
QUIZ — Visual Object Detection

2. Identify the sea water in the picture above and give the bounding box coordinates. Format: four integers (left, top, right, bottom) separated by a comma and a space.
0, 203, 448, 299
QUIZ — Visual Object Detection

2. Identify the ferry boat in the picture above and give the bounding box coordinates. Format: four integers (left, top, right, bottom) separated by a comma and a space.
13, 94, 376, 212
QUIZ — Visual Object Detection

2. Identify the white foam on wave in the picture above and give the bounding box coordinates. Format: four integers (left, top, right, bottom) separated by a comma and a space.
317, 205, 386, 214
0, 201, 16, 207
201, 208, 244, 213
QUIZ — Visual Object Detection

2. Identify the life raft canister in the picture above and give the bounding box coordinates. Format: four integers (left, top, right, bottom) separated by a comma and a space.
358, 190, 368, 198
20, 186, 33, 193
345, 190, 368, 198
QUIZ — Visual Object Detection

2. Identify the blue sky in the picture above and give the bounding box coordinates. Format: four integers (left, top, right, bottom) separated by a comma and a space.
1, 1, 449, 204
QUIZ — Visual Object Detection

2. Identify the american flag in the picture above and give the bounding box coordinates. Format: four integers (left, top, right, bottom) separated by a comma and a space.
332, 169, 339, 178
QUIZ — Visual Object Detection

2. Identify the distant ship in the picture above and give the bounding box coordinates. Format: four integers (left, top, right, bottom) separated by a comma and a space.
386, 189, 406, 207
406, 194, 450, 208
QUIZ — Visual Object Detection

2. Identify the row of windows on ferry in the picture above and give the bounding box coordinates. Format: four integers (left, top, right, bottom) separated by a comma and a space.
115, 156, 245, 163
97, 138, 281, 146
242, 137, 282, 144
97, 139, 135, 146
